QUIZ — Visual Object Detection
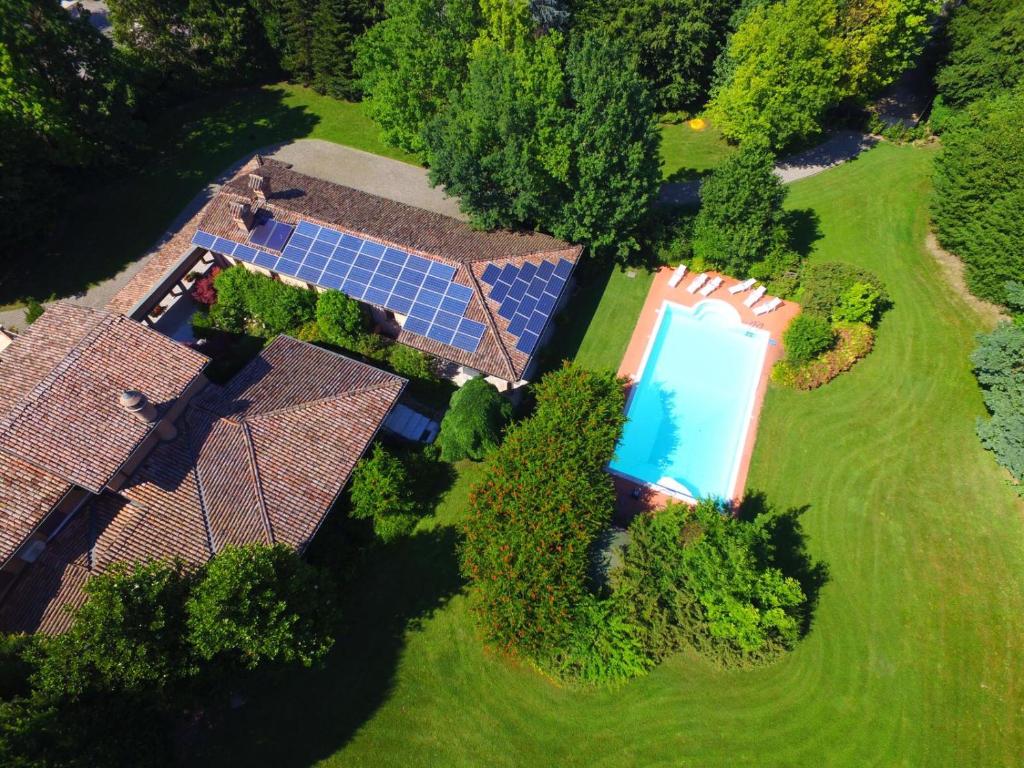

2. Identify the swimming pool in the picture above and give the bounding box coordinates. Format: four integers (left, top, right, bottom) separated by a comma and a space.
609, 300, 769, 501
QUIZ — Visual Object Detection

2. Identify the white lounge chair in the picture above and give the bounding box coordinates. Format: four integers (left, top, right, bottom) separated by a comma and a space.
667, 264, 687, 288
752, 297, 782, 316
699, 276, 723, 296
743, 285, 766, 307
728, 278, 757, 295
687, 273, 708, 294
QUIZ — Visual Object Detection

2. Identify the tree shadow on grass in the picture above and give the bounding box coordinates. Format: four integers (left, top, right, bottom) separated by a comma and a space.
2, 87, 320, 306
184, 514, 464, 767
738, 490, 830, 638
785, 208, 824, 259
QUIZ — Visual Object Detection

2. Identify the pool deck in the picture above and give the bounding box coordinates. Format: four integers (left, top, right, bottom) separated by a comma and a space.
612, 267, 800, 518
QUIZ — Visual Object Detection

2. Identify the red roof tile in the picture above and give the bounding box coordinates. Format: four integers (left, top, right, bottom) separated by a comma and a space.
0, 304, 209, 493
0, 458, 72, 565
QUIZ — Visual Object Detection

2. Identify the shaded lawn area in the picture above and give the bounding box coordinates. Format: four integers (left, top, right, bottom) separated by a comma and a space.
659, 118, 734, 182
190, 142, 1024, 767
2, 83, 413, 308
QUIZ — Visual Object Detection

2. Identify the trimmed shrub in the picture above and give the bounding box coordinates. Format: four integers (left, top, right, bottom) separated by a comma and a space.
614, 500, 806, 667
772, 322, 875, 390
191, 267, 220, 305
23, 298, 45, 325
798, 262, 889, 323
460, 364, 626, 662
209, 266, 317, 336
349, 444, 420, 542
833, 281, 882, 324
316, 290, 366, 347
972, 321, 1024, 484
387, 344, 436, 381
783, 314, 835, 365
551, 594, 651, 685
437, 378, 512, 462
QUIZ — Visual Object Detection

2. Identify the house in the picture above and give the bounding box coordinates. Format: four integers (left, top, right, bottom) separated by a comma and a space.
107, 156, 584, 391
0, 303, 404, 633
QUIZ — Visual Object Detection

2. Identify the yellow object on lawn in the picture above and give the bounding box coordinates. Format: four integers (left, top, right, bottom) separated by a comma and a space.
688, 118, 706, 131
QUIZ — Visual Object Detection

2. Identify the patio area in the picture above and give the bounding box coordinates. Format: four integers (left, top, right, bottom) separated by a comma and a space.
612, 266, 800, 518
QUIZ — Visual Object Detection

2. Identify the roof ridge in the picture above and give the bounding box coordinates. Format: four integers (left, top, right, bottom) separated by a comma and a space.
239, 421, 274, 544
464, 265, 518, 381
0, 307, 112, 437
183, 414, 225, 557
240, 379, 402, 423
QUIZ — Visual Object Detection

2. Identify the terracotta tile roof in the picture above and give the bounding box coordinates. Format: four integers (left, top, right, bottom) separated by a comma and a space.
0, 304, 209, 493
0, 458, 72, 565
0, 337, 404, 634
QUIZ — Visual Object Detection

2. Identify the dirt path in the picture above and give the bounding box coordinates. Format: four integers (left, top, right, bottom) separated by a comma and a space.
925, 231, 1007, 328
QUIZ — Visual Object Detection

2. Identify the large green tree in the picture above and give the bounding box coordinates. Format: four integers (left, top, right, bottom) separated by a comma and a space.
934, 0, 1024, 111
691, 142, 788, 276
354, 0, 482, 154
460, 364, 625, 663
932, 88, 1024, 303
554, 33, 662, 258
972, 319, 1024, 484
575, 0, 738, 113
436, 377, 512, 462
424, 6, 569, 229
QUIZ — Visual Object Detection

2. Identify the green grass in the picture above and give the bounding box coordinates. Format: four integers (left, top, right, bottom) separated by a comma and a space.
3, 84, 411, 308
659, 118, 735, 182
192, 142, 1024, 766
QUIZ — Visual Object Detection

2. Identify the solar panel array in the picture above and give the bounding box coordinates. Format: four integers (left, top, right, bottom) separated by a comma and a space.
192, 222, 488, 354
480, 258, 573, 355
248, 216, 293, 251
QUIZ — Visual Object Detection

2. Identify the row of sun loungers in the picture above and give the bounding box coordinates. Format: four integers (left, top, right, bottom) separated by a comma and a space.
673, 265, 783, 316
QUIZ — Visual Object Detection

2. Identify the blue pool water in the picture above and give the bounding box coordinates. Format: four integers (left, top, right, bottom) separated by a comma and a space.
609, 300, 769, 501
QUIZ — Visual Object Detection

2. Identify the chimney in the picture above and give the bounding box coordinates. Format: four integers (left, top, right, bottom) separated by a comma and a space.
119, 390, 177, 441
228, 200, 254, 233
248, 173, 268, 202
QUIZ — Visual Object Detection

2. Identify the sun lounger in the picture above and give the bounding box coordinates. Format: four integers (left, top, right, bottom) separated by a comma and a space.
728, 278, 757, 295
687, 273, 708, 294
699, 276, 723, 296
752, 297, 782, 316
667, 264, 687, 288
743, 285, 766, 307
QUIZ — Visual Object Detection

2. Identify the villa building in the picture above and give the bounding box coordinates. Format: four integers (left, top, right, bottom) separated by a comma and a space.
0, 303, 404, 633
108, 155, 583, 391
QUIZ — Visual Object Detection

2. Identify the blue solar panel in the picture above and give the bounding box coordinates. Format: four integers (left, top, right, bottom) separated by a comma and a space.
507, 315, 528, 336
526, 313, 547, 334
520, 262, 538, 282
518, 295, 538, 318
508, 280, 528, 300
536, 293, 556, 314
195, 220, 488, 353
481, 264, 502, 285
517, 331, 540, 354
537, 260, 555, 280
555, 259, 573, 278
489, 282, 510, 303
498, 298, 518, 320
526, 276, 546, 299
497, 264, 517, 285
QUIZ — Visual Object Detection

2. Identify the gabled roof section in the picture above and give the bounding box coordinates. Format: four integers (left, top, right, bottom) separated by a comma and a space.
0, 303, 209, 493
0, 337, 405, 634
0, 458, 73, 565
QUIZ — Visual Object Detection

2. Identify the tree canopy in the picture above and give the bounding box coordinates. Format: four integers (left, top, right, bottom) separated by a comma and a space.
437, 377, 512, 461
349, 444, 421, 541
972, 320, 1024, 485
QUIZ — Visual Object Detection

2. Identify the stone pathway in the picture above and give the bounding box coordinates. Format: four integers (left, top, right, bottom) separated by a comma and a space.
658, 129, 878, 207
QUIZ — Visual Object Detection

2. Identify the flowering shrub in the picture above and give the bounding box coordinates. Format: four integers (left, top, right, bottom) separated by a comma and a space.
772, 322, 874, 390
191, 267, 220, 306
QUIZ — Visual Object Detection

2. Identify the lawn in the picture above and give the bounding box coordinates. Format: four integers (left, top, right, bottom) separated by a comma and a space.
190, 142, 1024, 767
659, 118, 735, 182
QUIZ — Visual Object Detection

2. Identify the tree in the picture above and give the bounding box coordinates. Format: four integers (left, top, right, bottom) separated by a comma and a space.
316, 289, 366, 347
354, 0, 482, 154
932, 88, 1024, 303
972, 322, 1024, 484
574, 0, 739, 113
186, 544, 336, 669
615, 500, 806, 666
31, 560, 192, 701
798, 261, 890, 320
460, 364, 625, 662
554, 34, 662, 259
934, 0, 1024, 111
310, 0, 381, 98
783, 313, 836, 364
709, 0, 936, 148
832, 281, 882, 324
210, 265, 317, 335
349, 444, 420, 541
424, 17, 570, 229
691, 142, 788, 276
386, 344, 436, 381
436, 377, 512, 461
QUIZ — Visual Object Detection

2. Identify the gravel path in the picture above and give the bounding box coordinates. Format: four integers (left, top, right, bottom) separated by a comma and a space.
1, 132, 873, 329
658, 129, 878, 207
